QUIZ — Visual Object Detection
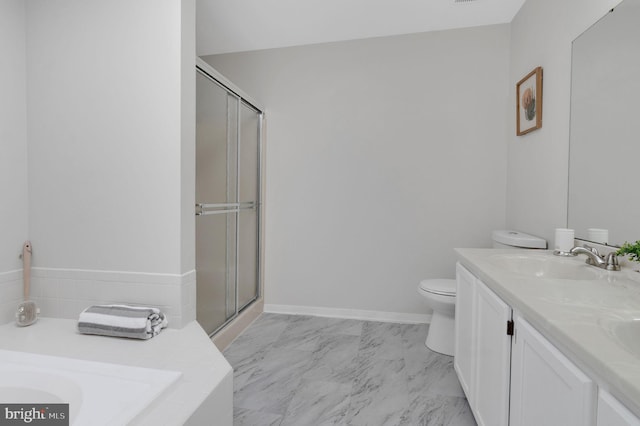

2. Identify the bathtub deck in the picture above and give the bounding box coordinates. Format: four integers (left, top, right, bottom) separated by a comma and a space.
0, 317, 232, 425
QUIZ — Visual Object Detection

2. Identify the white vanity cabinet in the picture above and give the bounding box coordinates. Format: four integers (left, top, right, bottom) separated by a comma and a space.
454, 263, 475, 398
474, 278, 512, 426
455, 263, 511, 426
597, 391, 640, 426
455, 262, 608, 426
509, 314, 596, 426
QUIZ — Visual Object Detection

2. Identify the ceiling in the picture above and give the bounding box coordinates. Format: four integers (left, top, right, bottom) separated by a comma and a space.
196, 0, 526, 56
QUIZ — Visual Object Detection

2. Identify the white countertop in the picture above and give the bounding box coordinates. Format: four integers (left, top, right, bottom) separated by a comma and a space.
0, 318, 233, 425
456, 248, 640, 418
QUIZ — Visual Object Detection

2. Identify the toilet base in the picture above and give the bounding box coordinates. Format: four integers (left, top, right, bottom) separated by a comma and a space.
425, 310, 455, 356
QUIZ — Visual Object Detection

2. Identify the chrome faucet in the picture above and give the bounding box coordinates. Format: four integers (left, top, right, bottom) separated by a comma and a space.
569, 245, 620, 271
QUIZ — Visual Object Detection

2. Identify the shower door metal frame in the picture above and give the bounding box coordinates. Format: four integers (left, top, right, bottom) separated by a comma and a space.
196, 58, 264, 336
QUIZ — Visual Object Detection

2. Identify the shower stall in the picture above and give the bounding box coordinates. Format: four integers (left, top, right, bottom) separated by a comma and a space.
195, 59, 263, 336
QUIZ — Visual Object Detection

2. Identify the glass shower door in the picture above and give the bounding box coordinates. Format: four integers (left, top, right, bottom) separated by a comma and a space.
195, 66, 262, 336
195, 71, 239, 334
237, 102, 260, 310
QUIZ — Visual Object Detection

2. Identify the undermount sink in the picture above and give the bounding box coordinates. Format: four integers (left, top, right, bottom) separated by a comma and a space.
605, 320, 640, 358
486, 253, 603, 280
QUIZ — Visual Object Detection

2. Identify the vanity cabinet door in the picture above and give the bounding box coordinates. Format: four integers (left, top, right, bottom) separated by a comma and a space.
454, 263, 476, 401
455, 264, 511, 426
510, 314, 596, 426
473, 278, 511, 426
597, 390, 640, 426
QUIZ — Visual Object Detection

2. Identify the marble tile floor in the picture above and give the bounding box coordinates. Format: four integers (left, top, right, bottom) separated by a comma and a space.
223, 313, 477, 426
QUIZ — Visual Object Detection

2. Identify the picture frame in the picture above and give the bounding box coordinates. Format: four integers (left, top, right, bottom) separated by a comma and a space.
516, 67, 543, 136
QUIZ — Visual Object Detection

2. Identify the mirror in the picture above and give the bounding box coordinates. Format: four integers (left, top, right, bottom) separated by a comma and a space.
568, 0, 640, 247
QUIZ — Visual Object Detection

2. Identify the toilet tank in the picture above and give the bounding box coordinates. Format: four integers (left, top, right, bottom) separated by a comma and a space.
492, 230, 547, 249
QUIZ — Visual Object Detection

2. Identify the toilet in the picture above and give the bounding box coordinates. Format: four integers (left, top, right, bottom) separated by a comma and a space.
417, 278, 457, 356
418, 230, 547, 356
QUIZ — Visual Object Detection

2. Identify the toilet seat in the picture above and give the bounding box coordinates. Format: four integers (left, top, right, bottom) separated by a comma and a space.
419, 279, 456, 296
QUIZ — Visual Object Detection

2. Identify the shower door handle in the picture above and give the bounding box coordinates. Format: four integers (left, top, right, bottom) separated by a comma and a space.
195, 202, 255, 216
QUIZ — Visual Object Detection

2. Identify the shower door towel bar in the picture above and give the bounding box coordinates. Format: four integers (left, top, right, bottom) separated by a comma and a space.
195, 202, 255, 216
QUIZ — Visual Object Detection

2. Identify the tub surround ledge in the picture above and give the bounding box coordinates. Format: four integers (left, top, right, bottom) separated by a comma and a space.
0, 317, 232, 426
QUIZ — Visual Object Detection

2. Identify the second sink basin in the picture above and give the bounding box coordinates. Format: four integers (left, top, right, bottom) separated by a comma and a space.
604, 320, 640, 358
486, 253, 603, 280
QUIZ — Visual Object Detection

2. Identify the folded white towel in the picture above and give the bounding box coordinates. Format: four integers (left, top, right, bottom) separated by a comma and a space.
78, 304, 168, 339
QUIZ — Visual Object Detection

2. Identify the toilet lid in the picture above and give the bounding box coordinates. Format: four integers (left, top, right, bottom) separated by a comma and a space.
419, 279, 456, 296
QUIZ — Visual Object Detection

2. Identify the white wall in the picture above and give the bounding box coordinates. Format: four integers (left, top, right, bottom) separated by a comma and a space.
26, 0, 191, 275
181, 0, 197, 278
0, 0, 29, 322
0, 0, 28, 273
506, 0, 619, 244
13, 0, 197, 326
204, 25, 510, 317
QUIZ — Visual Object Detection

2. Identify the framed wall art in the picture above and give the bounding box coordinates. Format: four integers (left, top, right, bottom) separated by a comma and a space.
516, 67, 543, 136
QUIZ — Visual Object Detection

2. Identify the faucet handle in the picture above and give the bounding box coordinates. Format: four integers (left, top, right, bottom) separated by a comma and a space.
605, 252, 621, 271
583, 244, 600, 256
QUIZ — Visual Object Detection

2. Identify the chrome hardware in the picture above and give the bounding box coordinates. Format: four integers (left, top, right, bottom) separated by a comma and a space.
553, 249, 575, 257
569, 245, 621, 271
195, 202, 256, 216
605, 252, 620, 271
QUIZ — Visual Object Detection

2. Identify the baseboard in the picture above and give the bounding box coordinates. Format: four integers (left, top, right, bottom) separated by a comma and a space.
263, 304, 431, 324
